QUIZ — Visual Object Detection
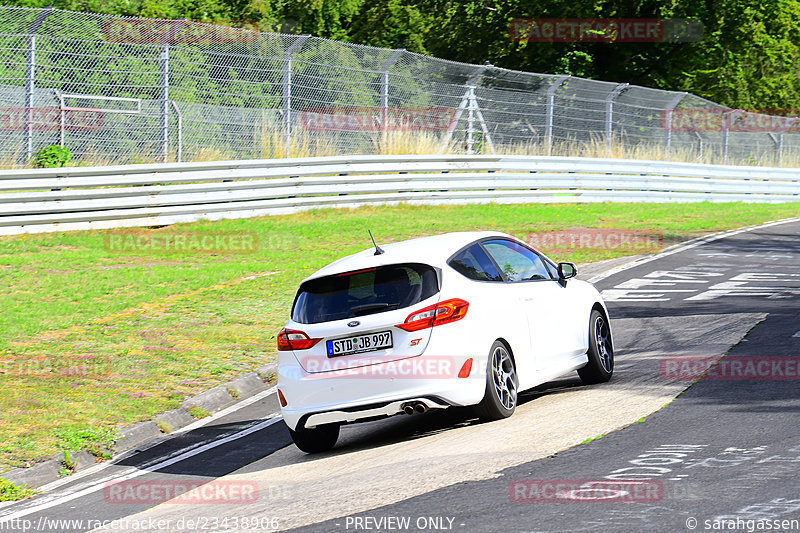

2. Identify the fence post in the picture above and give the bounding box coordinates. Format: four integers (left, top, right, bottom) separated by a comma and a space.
605, 83, 628, 155
170, 100, 182, 162
465, 63, 489, 154
693, 131, 704, 161
545, 75, 569, 156
663, 92, 686, 157
282, 35, 311, 143
24, 34, 36, 162
467, 87, 477, 154
768, 132, 783, 166
722, 110, 732, 164
380, 49, 404, 147
23, 8, 54, 163
160, 44, 169, 163
53, 89, 65, 147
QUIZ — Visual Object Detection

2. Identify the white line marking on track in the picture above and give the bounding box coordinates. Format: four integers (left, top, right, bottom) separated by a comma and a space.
0, 388, 283, 524
793, 331, 800, 338
17, 386, 278, 497
588, 216, 800, 285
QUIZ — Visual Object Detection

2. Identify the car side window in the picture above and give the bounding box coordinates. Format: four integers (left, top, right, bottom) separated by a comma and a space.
482, 239, 552, 282
448, 244, 504, 282
542, 257, 559, 279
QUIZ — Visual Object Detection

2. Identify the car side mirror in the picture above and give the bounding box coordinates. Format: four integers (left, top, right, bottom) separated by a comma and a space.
557, 262, 577, 284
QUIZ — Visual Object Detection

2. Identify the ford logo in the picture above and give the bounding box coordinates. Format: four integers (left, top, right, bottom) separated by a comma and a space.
347, 321, 360, 328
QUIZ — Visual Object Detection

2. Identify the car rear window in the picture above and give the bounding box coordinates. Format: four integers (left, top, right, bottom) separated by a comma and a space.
292, 263, 440, 324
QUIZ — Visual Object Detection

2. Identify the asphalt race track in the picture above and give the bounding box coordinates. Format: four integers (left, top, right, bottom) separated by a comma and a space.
0, 218, 798, 533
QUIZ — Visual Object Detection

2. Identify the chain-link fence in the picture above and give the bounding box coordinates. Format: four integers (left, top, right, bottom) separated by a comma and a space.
1, 5, 799, 166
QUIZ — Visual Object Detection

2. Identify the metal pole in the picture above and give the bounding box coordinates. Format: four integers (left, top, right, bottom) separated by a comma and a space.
472, 98, 495, 153
545, 75, 569, 156
663, 92, 686, 156
54, 89, 65, 148
467, 87, 476, 154
468, 89, 495, 154
380, 49, 404, 145
23, 8, 53, 163
160, 44, 169, 163
441, 92, 470, 150
282, 35, 310, 143
24, 34, 35, 161
722, 110, 732, 164
768, 132, 783, 166
693, 132, 703, 161
465, 63, 490, 154
171, 100, 182, 163
605, 83, 628, 155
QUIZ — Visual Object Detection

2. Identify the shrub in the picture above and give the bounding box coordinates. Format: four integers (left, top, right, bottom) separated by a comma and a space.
32, 145, 72, 168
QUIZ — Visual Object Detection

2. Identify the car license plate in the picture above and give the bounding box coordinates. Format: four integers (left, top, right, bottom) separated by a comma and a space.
327, 331, 393, 357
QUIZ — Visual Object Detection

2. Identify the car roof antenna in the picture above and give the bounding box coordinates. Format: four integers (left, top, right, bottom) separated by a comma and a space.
368, 230, 385, 256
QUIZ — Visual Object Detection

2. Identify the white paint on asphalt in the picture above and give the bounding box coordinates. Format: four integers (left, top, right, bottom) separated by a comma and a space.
0, 391, 282, 525
588, 216, 800, 284
13, 386, 279, 497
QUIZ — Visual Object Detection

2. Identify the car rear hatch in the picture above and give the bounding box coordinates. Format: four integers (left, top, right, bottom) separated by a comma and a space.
284, 263, 442, 373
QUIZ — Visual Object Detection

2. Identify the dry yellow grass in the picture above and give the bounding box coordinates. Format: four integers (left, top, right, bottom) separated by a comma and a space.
3, 129, 798, 168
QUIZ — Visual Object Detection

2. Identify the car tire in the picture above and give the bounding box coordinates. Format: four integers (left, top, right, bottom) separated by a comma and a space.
288, 423, 340, 453
578, 309, 614, 384
474, 340, 518, 420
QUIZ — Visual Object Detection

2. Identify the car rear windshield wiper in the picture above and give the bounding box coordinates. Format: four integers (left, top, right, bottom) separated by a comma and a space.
350, 302, 397, 315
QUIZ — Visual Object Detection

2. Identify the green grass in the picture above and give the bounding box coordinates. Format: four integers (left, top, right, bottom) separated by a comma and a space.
1, 201, 799, 474
0, 478, 37, 501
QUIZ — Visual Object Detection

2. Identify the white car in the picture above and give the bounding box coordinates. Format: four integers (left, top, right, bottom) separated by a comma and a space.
277, 231, 614, 453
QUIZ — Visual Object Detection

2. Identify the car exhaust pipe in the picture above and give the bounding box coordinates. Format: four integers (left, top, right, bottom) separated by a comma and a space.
414, 402, 428, 414
402, 404, 415, 415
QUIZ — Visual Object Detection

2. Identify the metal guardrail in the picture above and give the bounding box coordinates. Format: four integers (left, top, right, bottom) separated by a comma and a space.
1, 154, 798, 235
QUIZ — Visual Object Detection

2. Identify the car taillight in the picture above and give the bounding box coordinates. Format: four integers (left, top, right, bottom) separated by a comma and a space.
396, 298, 469, 332
277, 328, 322, 351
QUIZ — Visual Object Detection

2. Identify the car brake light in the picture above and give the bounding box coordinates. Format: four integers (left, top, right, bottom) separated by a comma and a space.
278, 389, 288, 407
396, 298, 469, 332
277, 328, 322, 351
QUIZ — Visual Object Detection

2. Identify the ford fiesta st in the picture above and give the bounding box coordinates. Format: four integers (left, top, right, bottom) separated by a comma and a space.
277, 231, 614, 453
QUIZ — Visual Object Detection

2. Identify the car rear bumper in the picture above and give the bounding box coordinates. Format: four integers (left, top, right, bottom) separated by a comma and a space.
278, 354, 485, 430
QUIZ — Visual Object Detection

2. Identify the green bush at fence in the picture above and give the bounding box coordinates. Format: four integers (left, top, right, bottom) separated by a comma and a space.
32, 145, 72, 168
